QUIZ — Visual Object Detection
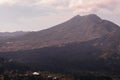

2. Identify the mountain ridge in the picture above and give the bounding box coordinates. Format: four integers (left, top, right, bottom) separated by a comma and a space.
0, 14, 120, 52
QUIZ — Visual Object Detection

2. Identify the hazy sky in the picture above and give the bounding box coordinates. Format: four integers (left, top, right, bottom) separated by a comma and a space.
0, 0, 120, 32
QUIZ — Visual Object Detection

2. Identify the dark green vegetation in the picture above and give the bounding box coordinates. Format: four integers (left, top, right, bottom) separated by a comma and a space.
0, 57, 114, 80
0, 69, 114, 80
0, 57, 29, 74
2, 75, 113, 80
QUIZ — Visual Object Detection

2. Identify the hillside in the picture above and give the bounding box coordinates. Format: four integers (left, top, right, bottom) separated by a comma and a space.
0, 14, 120, 74
0, 14, 120, 52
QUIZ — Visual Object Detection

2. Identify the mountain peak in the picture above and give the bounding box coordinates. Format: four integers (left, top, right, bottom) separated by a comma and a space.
84, 14, 101, 21
72, 14, 100, 18
70, 15, 81, 20
86, 14, 99, 17
70, 14, 101, 22
74, 15, 81, 18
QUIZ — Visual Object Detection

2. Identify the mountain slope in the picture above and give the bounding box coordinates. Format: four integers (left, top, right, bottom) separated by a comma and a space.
0, 14, 120, 73
0, 38, 120, 73
0, 14, 120, 52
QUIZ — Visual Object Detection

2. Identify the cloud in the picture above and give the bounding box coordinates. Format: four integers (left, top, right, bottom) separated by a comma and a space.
38, 0, 120, 14
69, 0, 119, 13
0, 0, 16, 5
0, 0, 119, 14
0, 0, 120, 15
112, 4, 120, 14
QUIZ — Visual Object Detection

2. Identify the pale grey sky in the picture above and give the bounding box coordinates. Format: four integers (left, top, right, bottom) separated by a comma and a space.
0, 0, 120, 32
